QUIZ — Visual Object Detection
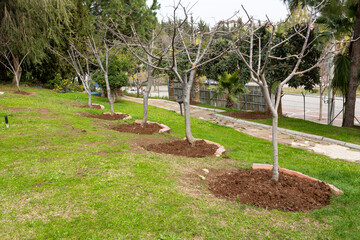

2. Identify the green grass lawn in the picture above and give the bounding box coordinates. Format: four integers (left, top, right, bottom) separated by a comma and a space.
250, 117, 360, 145
209, 107, 360, 145
0, 85, 360, 239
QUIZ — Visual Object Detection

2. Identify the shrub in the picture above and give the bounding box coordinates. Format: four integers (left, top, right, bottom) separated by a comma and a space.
50, 73, 83, 92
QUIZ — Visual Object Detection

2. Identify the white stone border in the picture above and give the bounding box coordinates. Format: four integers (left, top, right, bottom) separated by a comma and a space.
183, 138, 226, 157
134, 120, 171, 133
252, 163, 344, 196
92, 103, 105, 109
103, 112, 132, 120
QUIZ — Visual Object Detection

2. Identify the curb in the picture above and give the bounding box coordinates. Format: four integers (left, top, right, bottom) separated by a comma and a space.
252, 164, 344, 196
215, 113, 360, 151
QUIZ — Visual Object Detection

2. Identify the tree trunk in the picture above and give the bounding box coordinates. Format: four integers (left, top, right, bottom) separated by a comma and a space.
277, 94, 283, 116
183, 83, 195, 145
262, 83, 280, 181
319, 84, 323, 120
83, 75, 92, 108
136, 87, 140, 98
225, 96, 234, 108
104, 72, 114, 115
169, 75, 175, 100
271, 113, 279, 181
343, 1, 360, 127
13, 56, 22, 91
194, 77, 200, 103
142, 65, 153, 125
87, 92, 92, 108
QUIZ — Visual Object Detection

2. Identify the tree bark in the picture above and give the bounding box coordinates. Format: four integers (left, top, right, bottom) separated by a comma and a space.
13, 56, 22, 91
169, 75, 175, 100
225, 96, 234, 108
87, 92, 92, 108
262, 83, 280, 181
183, 82, 195, 145
319, 84, 323, 120
183, 70, 197, 145
277, 93, 283, 116
271, 113, 279, 181
343, 1, 360, 127
194, 77, 200, 103
104, 72, 114, 115
142, 65, 153, 125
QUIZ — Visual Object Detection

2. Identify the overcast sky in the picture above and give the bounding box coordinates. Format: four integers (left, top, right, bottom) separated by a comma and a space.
150, 0, 290, 25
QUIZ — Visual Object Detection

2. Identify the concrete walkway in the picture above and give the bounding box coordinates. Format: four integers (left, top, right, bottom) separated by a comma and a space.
122, 96, 360, 163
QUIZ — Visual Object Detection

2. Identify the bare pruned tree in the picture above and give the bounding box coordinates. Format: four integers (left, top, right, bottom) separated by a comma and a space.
0, 42, 30, 91
114, 1, 240, 144
87, 28, 118, 115
232, 2, 331, 181
68, 42, 93, 107
110, 24, 170, 125
50, 41, 94, 107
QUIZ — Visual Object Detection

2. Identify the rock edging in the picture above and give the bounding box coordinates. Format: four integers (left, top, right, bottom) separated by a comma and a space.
135, 120, 171, 133
183, 138, 226, 157
252, 163, 343, 196
104, 112, 132, 120
92, 104, 105, 109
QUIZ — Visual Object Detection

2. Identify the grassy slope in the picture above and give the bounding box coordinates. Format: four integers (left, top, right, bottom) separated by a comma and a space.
0, 85, 359, 239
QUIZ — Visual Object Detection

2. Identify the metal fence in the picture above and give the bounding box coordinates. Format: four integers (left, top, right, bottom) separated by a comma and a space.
172, 83, 266, 112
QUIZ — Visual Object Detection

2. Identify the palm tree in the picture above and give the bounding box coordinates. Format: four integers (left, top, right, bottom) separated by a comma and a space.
210, 72, 247, 109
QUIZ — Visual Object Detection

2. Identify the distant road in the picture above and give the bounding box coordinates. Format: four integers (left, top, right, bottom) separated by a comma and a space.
147, 86, 360, 126
282, 94, 360, 126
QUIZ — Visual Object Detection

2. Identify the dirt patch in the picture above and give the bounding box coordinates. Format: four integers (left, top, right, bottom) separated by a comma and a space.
83, 113, 129, 120
208, 169, 332, 212
111, 122, 163, 135
6, 90, 36, 95
224, 111, 271, 119
144, 139, 218, 158
78, 104, 103, 109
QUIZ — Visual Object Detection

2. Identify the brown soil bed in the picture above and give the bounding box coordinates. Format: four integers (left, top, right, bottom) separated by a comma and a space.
208, 169, 332, 212
111, 122, 163, 135
83, 113, 129, 120
78, 104, 103, 109
76, 105, 101, 109
224, 111, 271, 119
6, 90, 36, 95
144, 139, 218, 158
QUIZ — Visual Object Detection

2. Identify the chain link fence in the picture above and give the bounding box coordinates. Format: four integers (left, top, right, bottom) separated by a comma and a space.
172, 83, 266, 112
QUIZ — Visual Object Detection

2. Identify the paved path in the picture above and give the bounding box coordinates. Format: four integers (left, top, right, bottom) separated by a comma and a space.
122, 96, 360, 163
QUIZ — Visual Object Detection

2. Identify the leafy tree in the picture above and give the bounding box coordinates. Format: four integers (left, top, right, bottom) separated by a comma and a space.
0, 0, 73, 91
93, 54, 130, 98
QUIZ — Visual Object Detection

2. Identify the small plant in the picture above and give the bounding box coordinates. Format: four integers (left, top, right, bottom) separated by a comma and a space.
51, 74, 83, 93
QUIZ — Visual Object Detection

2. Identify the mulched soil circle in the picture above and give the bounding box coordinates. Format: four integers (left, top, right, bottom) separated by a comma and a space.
79, 104, 103, 109
144, 139, 218, 158
111, 122, 163, 135
83, 113, 129, 120
6, 90, 36, 95
224, 111, 271, 119
208, 169, 332, 212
